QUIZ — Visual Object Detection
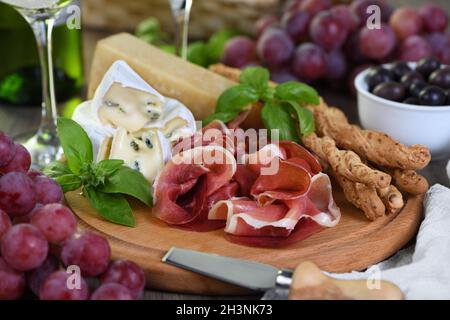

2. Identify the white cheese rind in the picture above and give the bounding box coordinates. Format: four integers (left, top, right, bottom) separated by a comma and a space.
72, 101, 116, 162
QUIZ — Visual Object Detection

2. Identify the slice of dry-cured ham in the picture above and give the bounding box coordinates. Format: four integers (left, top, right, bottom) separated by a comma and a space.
209, 173, 340, 247
153, 121, 341, 245
153, 145, 236, 228
279, 140, 322, 174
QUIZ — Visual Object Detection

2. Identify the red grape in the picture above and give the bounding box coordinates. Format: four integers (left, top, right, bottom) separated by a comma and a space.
0, 208, 12, 240
283, 0, 303, 13
31, 204, 77, 244
33, 175, 63, 205
344, 31, 369, 64
0, 132, 15, 167
91, 283, 133, 300
426, 32, 450, 57
359, 23, 396, 60
281, 9, 310, 43
436, 45, 450, 65
299, 0, 331, 16
419, 3, 448, 33
310, 11, 348, 52
257, 27, 294, 66
291, 43, 327, 81
222, 36, 257, 69
0, 257, 25, 300
0, 144, 31, 174
101, 260, 146, 299
27, 255, 60, 296
39, 270, 89, 300
350, 0, 376, 26
330, 5, 360, 32
389, 7, 423, 40
13, 203, 43, 224
1, 224, 48, 271
61, 231, 111, 277
378, 0, 394, 22
0, 172, 36, 217
325, 49, 347, 80
27, 169, 43, 180
399, 35, 432, 62
255, 15, 279, 39
270, 68, 300, 83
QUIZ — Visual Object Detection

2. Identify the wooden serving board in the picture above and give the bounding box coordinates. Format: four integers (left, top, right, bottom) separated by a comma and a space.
66, 187, 423, 295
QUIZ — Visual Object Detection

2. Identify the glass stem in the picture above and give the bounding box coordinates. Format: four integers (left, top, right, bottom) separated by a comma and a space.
31, 17, 58, 145
172, 0, 193, 60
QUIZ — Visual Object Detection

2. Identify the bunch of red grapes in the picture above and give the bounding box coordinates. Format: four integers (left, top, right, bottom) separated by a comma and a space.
221, 0, 450, 91
0, 132, 146, 300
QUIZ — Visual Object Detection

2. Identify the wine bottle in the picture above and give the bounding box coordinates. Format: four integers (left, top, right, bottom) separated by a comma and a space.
0, 0, 84, 106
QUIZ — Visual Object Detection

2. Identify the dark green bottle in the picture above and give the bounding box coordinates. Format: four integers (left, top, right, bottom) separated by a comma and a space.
0, 1, 84, 106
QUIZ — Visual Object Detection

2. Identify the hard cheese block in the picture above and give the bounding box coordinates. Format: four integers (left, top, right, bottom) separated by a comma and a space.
88, 33, 235, 120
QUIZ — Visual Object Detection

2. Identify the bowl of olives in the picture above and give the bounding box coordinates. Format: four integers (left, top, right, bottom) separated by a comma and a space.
355, 57, 450, 160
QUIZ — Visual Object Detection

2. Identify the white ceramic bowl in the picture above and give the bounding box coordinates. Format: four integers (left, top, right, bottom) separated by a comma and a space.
355, 64, 450, 160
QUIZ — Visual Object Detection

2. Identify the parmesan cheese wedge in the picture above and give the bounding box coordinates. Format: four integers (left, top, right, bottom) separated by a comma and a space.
88, 33, 235, 120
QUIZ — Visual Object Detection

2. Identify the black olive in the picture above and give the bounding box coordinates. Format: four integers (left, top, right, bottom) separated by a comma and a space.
445, 89, 450, 105
403, 97, 421, 105
416, 57, 441, 78
400, 71, 424, 87
409, 81, 428, 98
429, 68, 450, 89
373, 82, 406, 102
418, 86, 447, 106
365, 66, 395, 92
390, 61, 412, 80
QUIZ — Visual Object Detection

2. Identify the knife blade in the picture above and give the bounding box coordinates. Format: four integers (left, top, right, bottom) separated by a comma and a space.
162, 247, 293, 292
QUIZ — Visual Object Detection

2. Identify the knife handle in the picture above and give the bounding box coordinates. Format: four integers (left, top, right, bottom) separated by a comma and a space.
286, 262, 404, 300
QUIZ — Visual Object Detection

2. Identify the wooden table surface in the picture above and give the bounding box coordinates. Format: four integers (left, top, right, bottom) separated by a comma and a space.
1, 0, 450, 298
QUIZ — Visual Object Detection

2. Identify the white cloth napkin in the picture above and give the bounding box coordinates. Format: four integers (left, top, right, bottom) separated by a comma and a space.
329, 183, 450, 299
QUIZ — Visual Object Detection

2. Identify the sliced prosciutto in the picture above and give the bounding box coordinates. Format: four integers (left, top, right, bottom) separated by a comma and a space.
208, 173, 340, 247
153, 145, 237, 230
153, 119, 341, 246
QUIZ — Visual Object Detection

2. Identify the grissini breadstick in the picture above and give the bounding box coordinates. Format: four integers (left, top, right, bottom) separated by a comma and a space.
303, 134, 391, 188
308, 104, 431, 170
377, 185, 404, 215
302, 133, 386, 220
335, 175, 386, 221
387, 168, 429, 195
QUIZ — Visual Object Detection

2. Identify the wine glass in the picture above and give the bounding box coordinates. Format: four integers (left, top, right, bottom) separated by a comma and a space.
0, 0, 73, 168
168, 0, 193, 59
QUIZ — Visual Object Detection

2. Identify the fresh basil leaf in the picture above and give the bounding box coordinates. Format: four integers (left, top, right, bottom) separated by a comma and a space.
84, 186, 136, 227
261, 101, 299, 143
287, 101, 315, 136
203, 111, 240, 126
99, 167, 152, 206
57, 118, 93, 174
215, 84, 259, 114
239, 67, 270, 94
261, 86, 275, 102
55, 174, 82, 193
43, 161, 71, 178
95, 159, 124, 178
275, 81, 320, 106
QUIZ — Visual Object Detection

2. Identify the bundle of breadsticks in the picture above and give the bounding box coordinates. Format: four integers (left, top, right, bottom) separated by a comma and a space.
210, 64, 431, 221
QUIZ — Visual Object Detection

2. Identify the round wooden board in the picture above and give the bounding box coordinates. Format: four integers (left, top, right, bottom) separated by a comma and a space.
66, 187, 423, 295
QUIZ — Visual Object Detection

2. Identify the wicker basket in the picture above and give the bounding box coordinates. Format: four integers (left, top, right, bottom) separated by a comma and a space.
81, 0, 281, 38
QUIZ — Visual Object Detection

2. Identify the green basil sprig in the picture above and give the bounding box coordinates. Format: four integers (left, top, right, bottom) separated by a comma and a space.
204, 67, 320, 140
44, 118, 153, 227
